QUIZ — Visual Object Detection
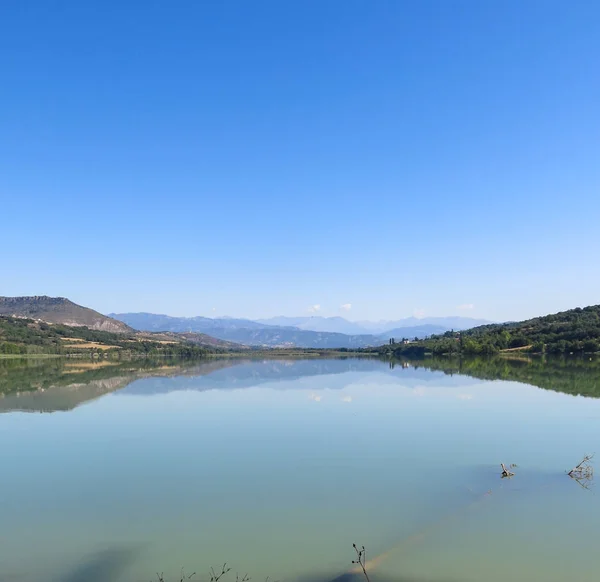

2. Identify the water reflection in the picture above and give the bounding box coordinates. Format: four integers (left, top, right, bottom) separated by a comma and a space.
2, 355, 600, 414
1, 356, 599, 582
58, 547, 139, 582
398, 355, 600, 398
307, 573, 459, 582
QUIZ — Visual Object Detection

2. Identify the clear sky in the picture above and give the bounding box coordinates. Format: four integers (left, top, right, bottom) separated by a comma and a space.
1, 1, 599, 322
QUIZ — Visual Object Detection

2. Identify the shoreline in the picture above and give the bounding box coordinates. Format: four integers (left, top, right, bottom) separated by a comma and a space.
0, 350, 377, 361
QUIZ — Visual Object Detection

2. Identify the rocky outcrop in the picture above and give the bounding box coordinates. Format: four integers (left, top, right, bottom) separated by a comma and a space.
0, 296, 132, 333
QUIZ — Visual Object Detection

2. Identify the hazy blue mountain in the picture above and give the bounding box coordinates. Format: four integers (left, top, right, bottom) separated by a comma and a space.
110, 314, 380, 348
356, 316, 491, 334
257, 315, 490, 334
108, 312, 271, 333
110, 312, 468, 348
256, 316, 371, 334
205, 325, 466, 348
383, 324, 449, 338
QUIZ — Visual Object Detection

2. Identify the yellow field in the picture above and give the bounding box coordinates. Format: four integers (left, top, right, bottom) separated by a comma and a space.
62, 341, 120, 350
63, 361, 120, 372
500, 345, 533, 352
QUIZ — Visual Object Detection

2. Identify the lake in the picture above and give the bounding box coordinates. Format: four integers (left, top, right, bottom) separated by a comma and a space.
1, 356, 600, 582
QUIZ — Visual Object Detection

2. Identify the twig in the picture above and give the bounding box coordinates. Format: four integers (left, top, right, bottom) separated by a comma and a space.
155, 569, 196, 582
210, 564, 232, 582
571, 476, 592, 491
352, 543, 371, 582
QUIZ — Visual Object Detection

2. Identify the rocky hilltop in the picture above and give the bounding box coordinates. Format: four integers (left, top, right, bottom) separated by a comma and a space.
0, 296, 132, 333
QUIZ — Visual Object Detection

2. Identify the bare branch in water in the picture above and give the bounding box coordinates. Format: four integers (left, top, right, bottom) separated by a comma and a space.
568, 454, 594, 477
500, 463, 515, 478
568, 454, 594, 489
210, 563, 232, 582
156, 569, 196, 582
351, 544, 371, 582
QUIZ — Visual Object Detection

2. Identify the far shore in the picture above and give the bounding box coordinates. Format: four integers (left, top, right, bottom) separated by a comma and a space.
0, 350, 378, 360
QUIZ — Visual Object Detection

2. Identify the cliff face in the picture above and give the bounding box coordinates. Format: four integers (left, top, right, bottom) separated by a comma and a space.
0, 296, 132, 333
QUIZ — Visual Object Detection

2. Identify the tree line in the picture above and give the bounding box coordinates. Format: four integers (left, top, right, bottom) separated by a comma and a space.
377, 305, 600, 357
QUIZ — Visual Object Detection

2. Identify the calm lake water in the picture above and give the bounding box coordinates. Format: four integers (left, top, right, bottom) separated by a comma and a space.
1, 356, 600, 582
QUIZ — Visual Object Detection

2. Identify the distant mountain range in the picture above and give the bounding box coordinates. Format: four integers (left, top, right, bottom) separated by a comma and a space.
256, 315, 490, 335
0, 296, 243, 355
110, 312, 489, 349
0, 295, 490, 350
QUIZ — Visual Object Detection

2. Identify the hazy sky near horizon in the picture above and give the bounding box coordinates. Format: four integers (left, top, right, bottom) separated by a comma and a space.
1, 1, 599, 322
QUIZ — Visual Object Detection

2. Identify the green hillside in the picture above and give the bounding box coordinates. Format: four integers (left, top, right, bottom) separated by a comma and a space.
378, 305, 600, 357
0, 316, 220, 357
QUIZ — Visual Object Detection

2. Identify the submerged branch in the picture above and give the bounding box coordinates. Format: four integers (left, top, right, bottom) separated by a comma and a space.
500, 463, 515, 478
567, 454, 594, 489
352, 544, 371, 582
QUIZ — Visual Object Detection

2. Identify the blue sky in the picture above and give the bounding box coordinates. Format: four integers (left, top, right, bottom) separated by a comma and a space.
1, 1, 599, 322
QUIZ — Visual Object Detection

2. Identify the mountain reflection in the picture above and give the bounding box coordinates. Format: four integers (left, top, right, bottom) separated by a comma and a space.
1, 354, 599, 413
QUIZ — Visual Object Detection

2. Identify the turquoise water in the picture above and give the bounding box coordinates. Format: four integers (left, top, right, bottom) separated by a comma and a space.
1, 358, 599, 582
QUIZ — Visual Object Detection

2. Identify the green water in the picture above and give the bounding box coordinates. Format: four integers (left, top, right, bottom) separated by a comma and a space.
1, 356, 599, 582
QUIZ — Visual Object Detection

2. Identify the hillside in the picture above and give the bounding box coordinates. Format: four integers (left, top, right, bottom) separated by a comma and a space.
136, 331, 248, 351
379, 305, 600, 356
0, 315, 229, 357
0, 296, 131, 333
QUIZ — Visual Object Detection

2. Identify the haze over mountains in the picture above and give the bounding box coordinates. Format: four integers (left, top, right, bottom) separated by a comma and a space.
0, 296, 243, 354
110, 311, 490, 349
255, 315, 490, 335
0, 295, 490, 350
